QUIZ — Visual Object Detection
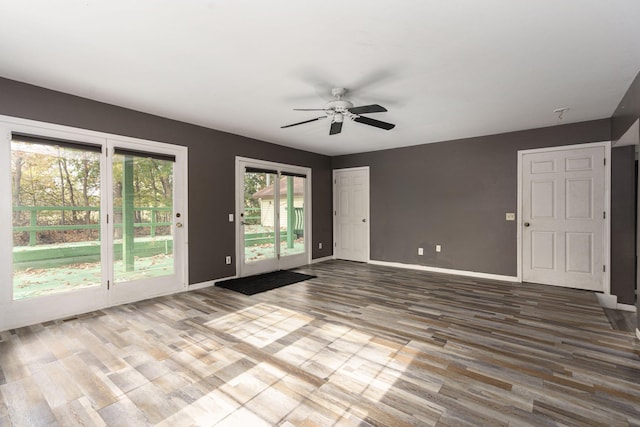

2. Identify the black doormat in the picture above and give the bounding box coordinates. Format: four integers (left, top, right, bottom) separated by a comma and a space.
215, 270, 316, 295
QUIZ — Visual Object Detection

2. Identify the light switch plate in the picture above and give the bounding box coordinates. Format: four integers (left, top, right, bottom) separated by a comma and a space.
506, 213, 516, 221
435, 244, 441, 253
229, 213, 234, 222
418, 247, 424, 255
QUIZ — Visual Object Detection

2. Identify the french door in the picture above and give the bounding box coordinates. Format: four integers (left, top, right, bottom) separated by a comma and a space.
0, 117, 187, 330
236, 158, 310, 277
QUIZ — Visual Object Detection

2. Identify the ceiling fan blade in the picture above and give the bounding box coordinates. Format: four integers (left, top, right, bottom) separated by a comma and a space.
353, 115, 395, 130
281, 116, 326, 128
348, 104, 387, 114
329, 121, 343, 135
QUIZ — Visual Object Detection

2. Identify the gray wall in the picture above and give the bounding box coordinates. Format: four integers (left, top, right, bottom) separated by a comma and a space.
0, 77, 334, 285
332, 119, 636, 302
611, 70, 640, 324
611, 145, 636, 305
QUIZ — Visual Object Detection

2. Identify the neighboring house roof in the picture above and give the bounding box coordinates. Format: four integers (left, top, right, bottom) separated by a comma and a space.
252, 177, 304, 198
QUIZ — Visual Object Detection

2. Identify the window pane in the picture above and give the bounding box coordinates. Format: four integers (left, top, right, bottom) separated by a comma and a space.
243, 171, 278, 263
112, 153, 174, 283
11, 139, 102, 300
280, 176, 305, 257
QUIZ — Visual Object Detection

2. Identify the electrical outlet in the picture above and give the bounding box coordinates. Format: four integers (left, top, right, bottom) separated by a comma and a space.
418, 247, 424, 255
225, 256, 232, 265
435, 244, 441, 253
319, 242, 323, 249
505, 212, 515, 221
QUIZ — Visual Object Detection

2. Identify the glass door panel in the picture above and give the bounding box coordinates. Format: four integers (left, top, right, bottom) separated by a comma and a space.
280, 175, 305, 258
112, 151, 175, 284
237, 159, 309, 277
243, 169, 278, 268
10, 136, 102, 300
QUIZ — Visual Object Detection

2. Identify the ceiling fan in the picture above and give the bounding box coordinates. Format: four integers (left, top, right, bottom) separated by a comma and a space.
281, 88, 395, 135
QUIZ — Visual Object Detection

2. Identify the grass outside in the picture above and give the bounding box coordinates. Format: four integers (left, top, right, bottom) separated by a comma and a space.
13, 253, 174, 300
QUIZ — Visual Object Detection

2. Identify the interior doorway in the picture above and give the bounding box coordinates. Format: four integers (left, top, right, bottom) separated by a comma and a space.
333, 167, 370, 263
518, 142, 610, 292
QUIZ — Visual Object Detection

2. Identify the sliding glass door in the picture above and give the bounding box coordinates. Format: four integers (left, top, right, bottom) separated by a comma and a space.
237, 158, 310, 277
1, 118, 187, 329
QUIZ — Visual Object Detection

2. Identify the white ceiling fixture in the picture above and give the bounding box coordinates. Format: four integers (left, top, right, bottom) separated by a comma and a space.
0, 1, 639, 156
281, 88, 395, 135
553, 107, 570, 120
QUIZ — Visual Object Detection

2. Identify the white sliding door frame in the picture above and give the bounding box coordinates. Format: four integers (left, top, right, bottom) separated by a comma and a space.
0, 115, 189, 331
235, 156, 312, 277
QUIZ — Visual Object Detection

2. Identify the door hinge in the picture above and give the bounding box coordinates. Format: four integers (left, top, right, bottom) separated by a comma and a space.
334, 242, 337, 247
603, 211, 606, 219
106, 214, 109, 224
604, 158, 606, 166
334, 210, 337, 216
603, 265, 606, 273
107, 280, 110, 290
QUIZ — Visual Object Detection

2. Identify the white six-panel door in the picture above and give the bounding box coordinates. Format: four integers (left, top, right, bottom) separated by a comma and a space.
521, 145, 606, 291
333, 167, 370, 262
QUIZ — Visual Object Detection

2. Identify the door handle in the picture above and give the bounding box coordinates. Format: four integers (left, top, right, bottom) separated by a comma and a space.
241, 221, 250, 226
176, 222, 183, 228
524, 222, 530, 227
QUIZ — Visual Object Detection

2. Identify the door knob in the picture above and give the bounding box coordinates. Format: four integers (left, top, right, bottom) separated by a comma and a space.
176, 222, 183, 228
524, 222, 530, 227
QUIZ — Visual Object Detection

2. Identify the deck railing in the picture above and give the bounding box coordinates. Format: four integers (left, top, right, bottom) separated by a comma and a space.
12, 205, 172, 246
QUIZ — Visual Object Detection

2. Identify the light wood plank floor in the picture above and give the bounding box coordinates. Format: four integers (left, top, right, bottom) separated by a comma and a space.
1, 260, 639, 426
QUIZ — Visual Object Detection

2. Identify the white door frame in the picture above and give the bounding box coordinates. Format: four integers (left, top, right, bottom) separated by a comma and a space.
333, 166, 370, 263
235, 157, 312, 277
517, 141, 611, 294
0, 115, 189, 331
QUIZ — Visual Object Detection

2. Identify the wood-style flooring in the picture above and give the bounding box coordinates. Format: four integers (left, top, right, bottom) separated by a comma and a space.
1, 260, 639, 426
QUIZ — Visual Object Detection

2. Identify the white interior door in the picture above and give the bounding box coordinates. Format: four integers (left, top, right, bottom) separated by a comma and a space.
521, 145, 606, 291
333, 167, 369, 262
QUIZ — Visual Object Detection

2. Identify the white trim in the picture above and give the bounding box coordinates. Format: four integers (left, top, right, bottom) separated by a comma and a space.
369, 260, 519, 282
311, 255, 334, 264
517, 141, 611, 294
636, 328, 640, 340
0, 114, 189, 331
616, 303, 637, 313
596, 293, 617, 309
332, 166, 370, 263
188, 275, 239, 291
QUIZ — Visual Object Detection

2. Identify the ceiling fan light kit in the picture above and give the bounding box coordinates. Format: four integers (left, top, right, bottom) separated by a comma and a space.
282, 87, 396, 135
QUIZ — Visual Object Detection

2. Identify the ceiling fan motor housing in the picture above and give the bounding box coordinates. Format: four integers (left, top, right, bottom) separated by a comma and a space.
325, 99, 354, 114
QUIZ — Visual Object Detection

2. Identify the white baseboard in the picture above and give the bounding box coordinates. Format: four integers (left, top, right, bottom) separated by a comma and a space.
616, 303, 637, 312
595, 293, 638, 312
368, 260, 519, 283
311, 256, 334, 264
596, 293, 618, 309
189, 275, 238, 291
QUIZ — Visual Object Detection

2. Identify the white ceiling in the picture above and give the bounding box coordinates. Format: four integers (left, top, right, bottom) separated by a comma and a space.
1, 1, 639, 156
